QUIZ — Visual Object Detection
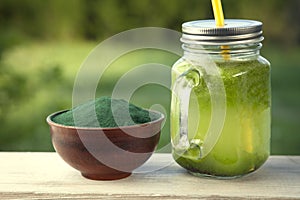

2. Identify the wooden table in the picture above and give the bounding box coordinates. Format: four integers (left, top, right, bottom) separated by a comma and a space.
0, 153, 299, 199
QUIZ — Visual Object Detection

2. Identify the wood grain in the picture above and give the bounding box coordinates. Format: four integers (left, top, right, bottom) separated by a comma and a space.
0, 153, 299, 199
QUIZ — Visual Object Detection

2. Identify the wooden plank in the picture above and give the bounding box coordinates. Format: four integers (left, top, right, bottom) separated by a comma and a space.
0, 153, 299, 199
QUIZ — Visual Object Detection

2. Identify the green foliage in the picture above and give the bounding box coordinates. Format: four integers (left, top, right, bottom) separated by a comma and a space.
0, 41, 94, 151
0, 64, 27, 118
0, 0, 299, 46
0, 62, 68, 151
0, 0, 83, 40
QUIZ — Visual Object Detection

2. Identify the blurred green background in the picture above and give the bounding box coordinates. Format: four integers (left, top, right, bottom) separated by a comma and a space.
0, 0, 299, 154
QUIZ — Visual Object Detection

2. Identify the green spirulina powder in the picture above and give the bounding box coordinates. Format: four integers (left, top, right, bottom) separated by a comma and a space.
52, 96, 160, 128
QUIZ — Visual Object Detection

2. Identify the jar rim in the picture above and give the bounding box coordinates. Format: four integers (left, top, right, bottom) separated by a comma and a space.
182, 19, 263, 45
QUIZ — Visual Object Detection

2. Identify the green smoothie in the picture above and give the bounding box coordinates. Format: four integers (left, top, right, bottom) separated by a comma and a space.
171, 57, 271, 177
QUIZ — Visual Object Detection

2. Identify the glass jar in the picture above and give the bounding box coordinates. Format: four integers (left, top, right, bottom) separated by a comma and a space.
171, 19, 271, 178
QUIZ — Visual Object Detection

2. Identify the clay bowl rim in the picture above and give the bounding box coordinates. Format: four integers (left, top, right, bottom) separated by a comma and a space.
46, 109, 165, 131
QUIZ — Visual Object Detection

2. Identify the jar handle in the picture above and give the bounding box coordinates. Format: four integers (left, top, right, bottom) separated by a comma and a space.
172, 67, 226, 160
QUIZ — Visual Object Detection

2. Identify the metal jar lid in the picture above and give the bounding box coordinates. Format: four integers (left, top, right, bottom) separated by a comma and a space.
181, 19, 264, 45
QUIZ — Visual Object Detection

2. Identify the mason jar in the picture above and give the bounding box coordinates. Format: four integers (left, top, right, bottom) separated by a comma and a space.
171, 19, 271, 178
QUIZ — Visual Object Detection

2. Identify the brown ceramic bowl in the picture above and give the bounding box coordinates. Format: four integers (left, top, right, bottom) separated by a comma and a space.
47, 110, 164, 181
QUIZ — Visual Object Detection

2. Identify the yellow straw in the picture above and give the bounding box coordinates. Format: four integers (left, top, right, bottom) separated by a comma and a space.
211, 0, 230, 60
211, 0, 225, 27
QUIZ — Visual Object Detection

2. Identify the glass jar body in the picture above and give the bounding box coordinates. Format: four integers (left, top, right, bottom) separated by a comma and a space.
171, 46, 271, 178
